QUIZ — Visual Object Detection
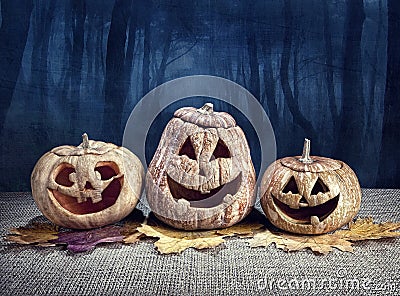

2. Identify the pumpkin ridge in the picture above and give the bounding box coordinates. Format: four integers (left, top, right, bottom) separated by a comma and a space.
174, 104, 237, 128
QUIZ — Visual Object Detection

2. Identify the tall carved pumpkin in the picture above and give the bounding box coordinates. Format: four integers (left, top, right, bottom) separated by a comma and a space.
31, 134, 144, 229
260, 139, 361, 234
146, 103, 256, 230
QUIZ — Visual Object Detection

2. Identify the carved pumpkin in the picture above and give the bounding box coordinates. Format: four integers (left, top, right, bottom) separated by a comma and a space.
146, 103, 256, 230
31, 134, 144, 229
260, 139, 361, 234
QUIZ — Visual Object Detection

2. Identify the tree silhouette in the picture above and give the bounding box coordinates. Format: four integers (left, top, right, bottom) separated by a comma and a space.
335, 0, 365, 171
102, 0, 132, 143
378, 0, 400, 187
280, 0, 317, 142
0, 1, 33, 133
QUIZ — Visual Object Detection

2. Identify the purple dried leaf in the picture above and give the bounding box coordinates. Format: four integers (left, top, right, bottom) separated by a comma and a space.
52, 225, 124, 253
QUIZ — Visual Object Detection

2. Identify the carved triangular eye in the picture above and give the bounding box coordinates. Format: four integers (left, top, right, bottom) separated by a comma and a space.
283, 176, 299, 194
311, 178, 329, 195
179, 137, 196, 160
212, 139, 230, 158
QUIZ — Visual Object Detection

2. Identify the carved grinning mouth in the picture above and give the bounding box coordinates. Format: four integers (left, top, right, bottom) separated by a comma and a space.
167, 173, 242, 208
50, 177, 123, 215
272, 193, 339, 225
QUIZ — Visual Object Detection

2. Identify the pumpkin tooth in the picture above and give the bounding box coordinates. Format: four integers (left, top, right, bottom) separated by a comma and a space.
95, 171, 102, 180
299, 202, 309, 208
311, 215, 320, 226
69, 172, 77, 183
317, 192, 326, 201
308, 196, 317, 207
223, 194, 234, 204
287, 202, 299, 210
177, 198, 190, 210
77, 196, 87, 203
91, 193, 102, 204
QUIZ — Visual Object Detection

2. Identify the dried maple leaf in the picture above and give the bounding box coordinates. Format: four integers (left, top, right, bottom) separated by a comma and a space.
7, 223, 59, 246
216, 222, 264, 237
137, 210, 266, 254
335, 217, 400, 241
121, 220, 144, 244
120, 209, 146, 244
215, 205, 266, 237
137, 224, 225, 254
250, 229, 353, 255
121, 220, 142, 234
52, 225, 124, 253
249, 218, 400, 255
123, 231, 143, 244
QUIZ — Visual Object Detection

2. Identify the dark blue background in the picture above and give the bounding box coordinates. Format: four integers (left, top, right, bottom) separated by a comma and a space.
1, 0, 399, 191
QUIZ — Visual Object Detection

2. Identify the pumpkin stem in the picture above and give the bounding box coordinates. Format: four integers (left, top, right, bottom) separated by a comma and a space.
82, 133, 89, 149
197, 103, 214, 115
299, 138, 313, 163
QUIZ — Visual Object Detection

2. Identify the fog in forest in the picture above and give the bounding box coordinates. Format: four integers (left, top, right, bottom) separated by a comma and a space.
0, 0, 399, 191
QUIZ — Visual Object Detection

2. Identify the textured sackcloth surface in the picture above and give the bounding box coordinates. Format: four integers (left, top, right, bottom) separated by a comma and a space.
1, 189, 400, 296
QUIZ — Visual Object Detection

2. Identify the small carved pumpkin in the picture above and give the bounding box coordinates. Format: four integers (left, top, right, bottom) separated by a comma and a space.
146, 103, 256, 230
260, 139, 361, 234
31, 134, 144, 229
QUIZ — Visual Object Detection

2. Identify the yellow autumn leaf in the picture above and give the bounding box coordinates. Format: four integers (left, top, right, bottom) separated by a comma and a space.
137, 224, 225, 254
249, 218, 400, 255
121, 219, 144, 244
249, 229, 353, 255
216, 222, 264, 237
123, 231, 143, 244
136, 211, 267, 254
335, 217, 400, 241
121, 209, 147, 244
216, 209, 267, 237
7, 222, 59, 246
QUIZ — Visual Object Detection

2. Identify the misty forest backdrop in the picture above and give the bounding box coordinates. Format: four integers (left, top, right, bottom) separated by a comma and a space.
1, 0, 399, 191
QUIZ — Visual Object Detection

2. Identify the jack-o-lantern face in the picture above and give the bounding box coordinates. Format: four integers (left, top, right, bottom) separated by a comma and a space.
166, 131, 242, 207
50, 160, 123, 215
146, 103, 256, 230
260, 139, 361, 234
31, 134, 144, 229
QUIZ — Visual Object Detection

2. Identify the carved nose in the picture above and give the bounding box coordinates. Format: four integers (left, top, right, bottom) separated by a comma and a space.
84, 181, 94, 190
299, 196, 309, 207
